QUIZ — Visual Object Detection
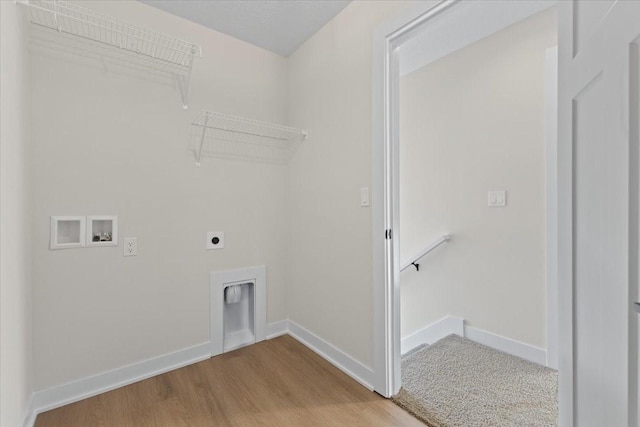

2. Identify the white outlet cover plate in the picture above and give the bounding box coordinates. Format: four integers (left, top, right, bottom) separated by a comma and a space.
207, 232, 224, 250
124, 237, 137, 256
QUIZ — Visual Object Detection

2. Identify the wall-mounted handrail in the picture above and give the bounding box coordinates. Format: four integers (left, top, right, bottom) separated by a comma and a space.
400, 234, 451, 272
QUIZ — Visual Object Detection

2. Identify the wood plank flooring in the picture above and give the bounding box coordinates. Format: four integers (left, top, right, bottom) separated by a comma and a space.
35, 335, 422, 426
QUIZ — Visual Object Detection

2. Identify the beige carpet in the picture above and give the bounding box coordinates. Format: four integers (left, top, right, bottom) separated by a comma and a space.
393, 335, 557, 427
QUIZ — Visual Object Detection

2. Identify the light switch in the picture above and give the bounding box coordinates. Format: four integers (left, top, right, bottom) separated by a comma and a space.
360, 187, 370, 207
488, 190, 506, 207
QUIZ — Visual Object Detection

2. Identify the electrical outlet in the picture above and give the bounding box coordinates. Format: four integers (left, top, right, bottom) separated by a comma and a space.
124, 237, 137, 256
207, 232, 224, 250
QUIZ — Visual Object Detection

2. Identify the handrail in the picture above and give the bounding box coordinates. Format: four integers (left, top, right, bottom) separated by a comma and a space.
400, 234, 451, 272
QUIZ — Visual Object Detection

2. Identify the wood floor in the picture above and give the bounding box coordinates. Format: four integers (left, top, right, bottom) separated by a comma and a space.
35, 335, 422, 426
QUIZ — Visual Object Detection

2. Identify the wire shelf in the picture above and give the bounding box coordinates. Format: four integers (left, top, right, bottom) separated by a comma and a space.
191, 111, 308, 166
17, 0, 202, 106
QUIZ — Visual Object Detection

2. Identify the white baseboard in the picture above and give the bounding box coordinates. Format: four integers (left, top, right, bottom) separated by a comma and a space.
401, 315, 464, 354
266, 319, 288, 339
22, 319, 548, 427
24, 320, 374, 426
27, 342, 211, 426
287, 320, 374, 391
21, 393, 36, 427
401, 316, 548, 367
464, 325, 547, 366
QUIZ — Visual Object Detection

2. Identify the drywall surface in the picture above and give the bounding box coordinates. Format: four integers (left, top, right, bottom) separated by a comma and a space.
30, 1, 290, 390
1, 2, 33, 425
399, 9, 557, 348
286, 0, 409, 369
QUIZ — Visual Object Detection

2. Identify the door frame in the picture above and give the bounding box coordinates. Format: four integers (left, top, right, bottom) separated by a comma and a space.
371, 0, 559, 398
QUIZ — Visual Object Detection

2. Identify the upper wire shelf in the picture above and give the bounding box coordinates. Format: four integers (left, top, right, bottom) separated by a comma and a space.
191, 111, 308, 166
17, 0, 202, 107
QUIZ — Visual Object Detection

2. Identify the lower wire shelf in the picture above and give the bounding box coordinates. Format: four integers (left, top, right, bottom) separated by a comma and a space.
191, 110, 308, 166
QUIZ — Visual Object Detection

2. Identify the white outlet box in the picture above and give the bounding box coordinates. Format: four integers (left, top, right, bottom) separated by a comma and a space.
207, 232, 224, 250
87, 215, 117, 247
50, 216, 86, 250
124, 237, 137, 256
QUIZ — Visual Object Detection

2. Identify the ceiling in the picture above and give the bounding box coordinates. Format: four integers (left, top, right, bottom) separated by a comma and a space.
139, 0, 351, 57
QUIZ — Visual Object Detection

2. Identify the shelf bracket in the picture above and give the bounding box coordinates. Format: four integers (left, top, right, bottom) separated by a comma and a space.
53, 0, 61, 31
181, 51, 195, 110
195, 115, 209, 167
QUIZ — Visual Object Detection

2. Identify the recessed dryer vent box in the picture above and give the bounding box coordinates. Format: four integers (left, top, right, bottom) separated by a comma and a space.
86, 216, 118, 247
210, 266, 267, 357
50, 216, 86, 250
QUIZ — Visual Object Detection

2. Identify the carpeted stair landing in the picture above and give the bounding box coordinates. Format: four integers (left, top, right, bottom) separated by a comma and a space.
392, 335, 557, 426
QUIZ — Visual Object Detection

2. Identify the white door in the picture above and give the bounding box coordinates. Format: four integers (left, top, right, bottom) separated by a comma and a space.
558, 1, 640, 426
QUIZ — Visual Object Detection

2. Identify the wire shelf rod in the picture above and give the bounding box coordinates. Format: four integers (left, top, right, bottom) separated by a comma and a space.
195, 111, 305, 135
27, 20, 194, 69
18, 1, 201, 64
17, 0, 202, 106
191, 124, 290, 142
191, 110, 308, 166
19, 1, 202, 55
195, 115, 209, 167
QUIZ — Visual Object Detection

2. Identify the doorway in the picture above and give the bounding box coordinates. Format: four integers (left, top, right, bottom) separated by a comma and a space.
393, 7, 558, 425
372, 0, 558, 398
398, 5, 556, 359
374, 1, 640, 425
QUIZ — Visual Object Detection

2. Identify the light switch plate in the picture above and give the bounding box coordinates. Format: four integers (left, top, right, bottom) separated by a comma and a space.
488, 190, 506, 207
207, 231, 224, 250
360, 187, 370, 207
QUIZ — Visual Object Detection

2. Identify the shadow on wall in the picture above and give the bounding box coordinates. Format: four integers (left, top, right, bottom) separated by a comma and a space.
188, 111, 307, 166
28, 25, 187, 95
27, 23, 306, 167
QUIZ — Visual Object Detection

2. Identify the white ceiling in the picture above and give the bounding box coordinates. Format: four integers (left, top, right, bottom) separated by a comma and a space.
139, 0, 351, 57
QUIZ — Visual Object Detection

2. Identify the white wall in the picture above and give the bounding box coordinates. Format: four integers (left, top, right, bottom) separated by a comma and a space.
399, 8, 557, 348
1, 2, 33, 425
23, 0, 556, 401
286, 1, 410, 369
30, 1, 291, 391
